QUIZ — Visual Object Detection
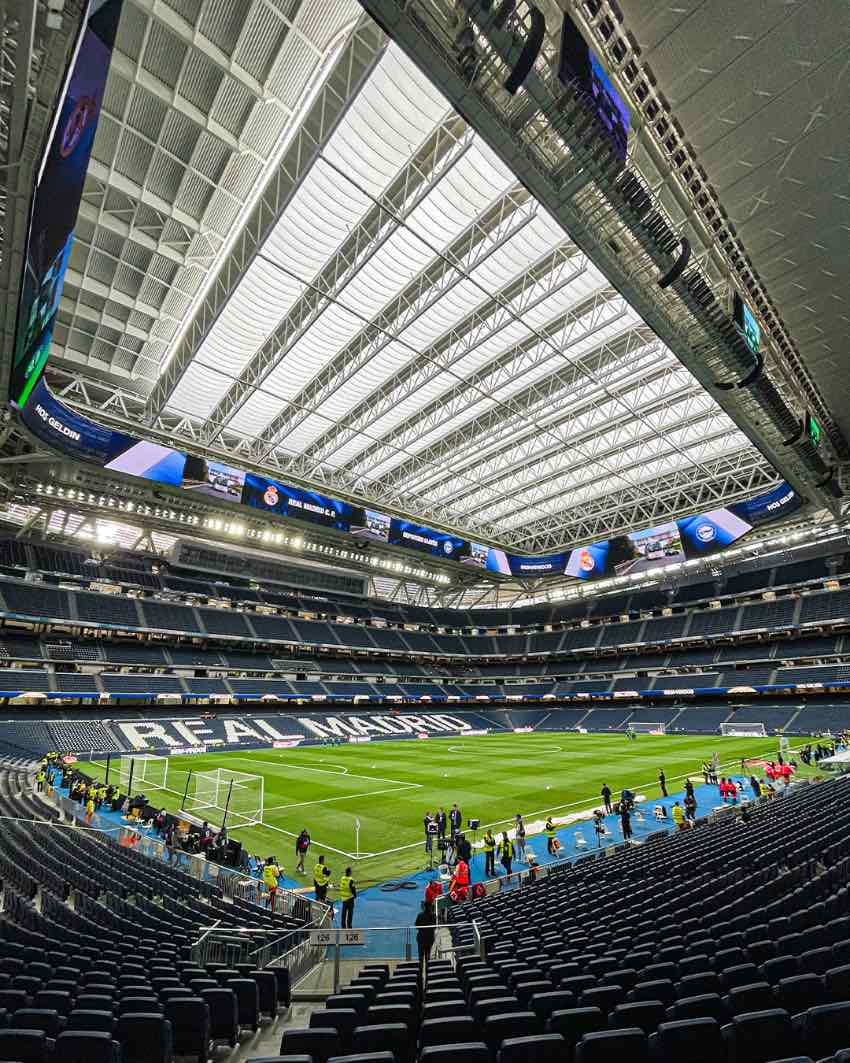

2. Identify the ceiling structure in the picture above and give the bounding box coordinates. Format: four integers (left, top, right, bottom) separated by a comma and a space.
610, 0, 850, 443
0, 0, 844, 600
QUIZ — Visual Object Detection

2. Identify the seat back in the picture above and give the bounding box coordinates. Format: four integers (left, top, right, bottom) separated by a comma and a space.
651, 1018, 722, 1063
575, 1027, 649, 1063
115, 1012, 173, 1063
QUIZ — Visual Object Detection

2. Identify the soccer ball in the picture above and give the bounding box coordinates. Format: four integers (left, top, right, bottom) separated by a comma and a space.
546, 785, 551, 790
443, 772, 448, 778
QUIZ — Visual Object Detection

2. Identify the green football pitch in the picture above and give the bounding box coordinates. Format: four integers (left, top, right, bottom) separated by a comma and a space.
78, 732, 798, 886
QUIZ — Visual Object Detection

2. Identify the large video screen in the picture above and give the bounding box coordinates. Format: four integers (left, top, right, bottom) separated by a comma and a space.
242, 473, 364, 533
10, 0, 123, 409
17, 381, 804, 576
558, 11, 630, 166
387, 519, 470, 561
676, 481, 802, 559
21, 378, 185, 484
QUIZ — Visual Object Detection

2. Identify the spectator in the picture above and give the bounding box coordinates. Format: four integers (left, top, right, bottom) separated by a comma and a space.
671, 801, 685, 831
620, 804, 632, 841
295, 828, 310, 874
415, 901, 436, 975
514, 814, 526, 862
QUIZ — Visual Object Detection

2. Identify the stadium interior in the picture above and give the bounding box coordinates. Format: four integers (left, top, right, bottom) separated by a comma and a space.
0, 0, 847, 1060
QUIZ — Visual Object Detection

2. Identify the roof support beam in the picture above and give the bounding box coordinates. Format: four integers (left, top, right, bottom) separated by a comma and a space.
143, 15, 387, 421
205, 113, 473, 441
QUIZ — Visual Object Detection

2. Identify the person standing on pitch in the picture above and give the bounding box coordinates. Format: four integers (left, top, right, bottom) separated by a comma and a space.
658, 769, 668, 798
498, 831, 514, 882
339, 867, 356, 928
313, 854, 331, 902
601, 783, 613, 815
450, 803, 462, 840
545, 816, 557, 855
423, 811, 434, 855
482, 828, 496, 877
620, 804, 633, 842
515, 814, 526, 862
295, 828, 310, 873
436, 807, 447, 842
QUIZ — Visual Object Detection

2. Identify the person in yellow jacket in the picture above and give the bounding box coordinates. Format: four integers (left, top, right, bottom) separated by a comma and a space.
671, 801, 685, 831
481, 830, 496, 877
35, 768, 45, 793
339, 867, 356, 929
263, 856, 282, 912
545, 817, 557, 855
313, 855, 331, 902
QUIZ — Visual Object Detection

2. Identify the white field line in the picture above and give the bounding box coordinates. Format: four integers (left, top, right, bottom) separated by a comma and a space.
263, 783, 420, 813
224, 754, 422, 789
309, 746, 798, 862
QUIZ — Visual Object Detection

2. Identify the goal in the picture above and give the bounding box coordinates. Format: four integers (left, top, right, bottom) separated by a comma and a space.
116, 754, 168, 791
181, 768, 264, 829
720, 722, 767, 738
630, 722, 667, 735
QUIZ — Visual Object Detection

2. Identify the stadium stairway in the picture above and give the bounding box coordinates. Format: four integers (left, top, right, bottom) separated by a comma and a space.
280, 776, 850, 1063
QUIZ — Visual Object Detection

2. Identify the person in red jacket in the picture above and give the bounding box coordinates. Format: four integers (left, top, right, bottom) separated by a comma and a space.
424, 878, 443, 908
450, 858, 470, 902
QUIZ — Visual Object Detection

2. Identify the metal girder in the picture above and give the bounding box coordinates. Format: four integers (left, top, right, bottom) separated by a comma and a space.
206, 113, 473, 442
510, 450, 774, 553
356, 0, 842, 520
419, 353, 698, 508
247, 182, 537, 463
351, 286, 627, 488
144, 15, 387, 421
477, 412, 740, 530
377, 326, 659, 501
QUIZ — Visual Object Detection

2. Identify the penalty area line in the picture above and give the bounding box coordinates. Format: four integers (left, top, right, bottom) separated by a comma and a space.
224, 755, 422, 789
263, 783, 421, 814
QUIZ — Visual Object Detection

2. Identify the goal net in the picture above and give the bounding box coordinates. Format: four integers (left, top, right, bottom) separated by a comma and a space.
630, 722, 667, 735
720, 722, 766, 738
116, 754, 168, 791
182, 768, 264, 829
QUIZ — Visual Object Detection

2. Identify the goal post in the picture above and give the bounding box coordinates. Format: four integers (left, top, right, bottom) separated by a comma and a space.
181, 768, 264, 829
115, 754, 168, 791
630, 722, 667, 735
720, 722, 767, 738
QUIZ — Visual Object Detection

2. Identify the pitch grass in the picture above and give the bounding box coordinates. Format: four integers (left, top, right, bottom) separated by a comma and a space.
78, 733, 801, 887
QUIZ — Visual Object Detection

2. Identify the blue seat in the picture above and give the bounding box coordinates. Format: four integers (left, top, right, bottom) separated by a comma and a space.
575, 1027, 649, 1063
649, 1017, 723, 1063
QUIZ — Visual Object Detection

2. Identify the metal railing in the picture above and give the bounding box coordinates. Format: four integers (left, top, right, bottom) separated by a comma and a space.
53, 792, 324, 920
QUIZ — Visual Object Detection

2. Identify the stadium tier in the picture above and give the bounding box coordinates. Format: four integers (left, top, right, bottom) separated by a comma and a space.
0, 536, 850, 707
